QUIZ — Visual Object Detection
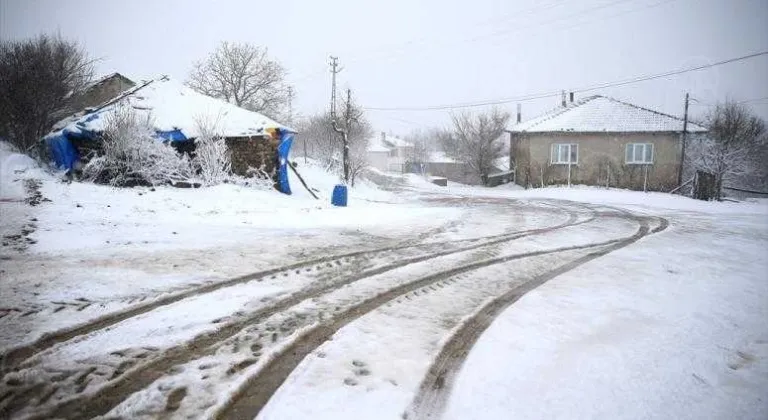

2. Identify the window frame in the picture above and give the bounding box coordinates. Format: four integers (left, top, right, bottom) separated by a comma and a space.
550, 143, 579, 165
625, 143, 654, 164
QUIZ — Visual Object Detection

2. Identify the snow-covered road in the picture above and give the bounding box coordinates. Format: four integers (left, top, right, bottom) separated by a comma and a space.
2, 153, 766, 420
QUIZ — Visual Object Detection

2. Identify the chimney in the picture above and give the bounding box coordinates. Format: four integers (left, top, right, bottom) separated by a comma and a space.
516, 103, 522, 123
561, 90, 566, 107
569, 92, 574, 103
381, 131, 386, 142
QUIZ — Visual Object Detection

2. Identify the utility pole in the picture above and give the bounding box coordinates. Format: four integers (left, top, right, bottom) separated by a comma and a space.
677, 92, 690, 187
331, 89, 352, 183
329, 56, 342, 119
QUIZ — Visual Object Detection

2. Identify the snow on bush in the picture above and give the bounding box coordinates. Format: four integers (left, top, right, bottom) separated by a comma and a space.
82, 106, 195, 187
192, 118, 231, 186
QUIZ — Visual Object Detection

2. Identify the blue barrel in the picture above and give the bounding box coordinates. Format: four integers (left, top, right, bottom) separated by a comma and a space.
331, 184, 348, 207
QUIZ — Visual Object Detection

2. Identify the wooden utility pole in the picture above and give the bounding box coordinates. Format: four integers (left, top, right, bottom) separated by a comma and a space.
677, 92, 690, 187
331, 88, 352, 184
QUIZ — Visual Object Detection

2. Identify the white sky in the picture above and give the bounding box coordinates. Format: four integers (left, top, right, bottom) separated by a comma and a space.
1, 0, 767, 135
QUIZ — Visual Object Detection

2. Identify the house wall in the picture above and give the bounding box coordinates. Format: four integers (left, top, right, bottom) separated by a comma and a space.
70, 75, 136, 111
225, 136, 279, 178
367, 151, 389, 172
513, 132, 681, 191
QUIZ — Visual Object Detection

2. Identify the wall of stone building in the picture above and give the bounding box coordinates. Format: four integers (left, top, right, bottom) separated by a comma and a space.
225, 136, 279, 178
70, 75, 136, 111
514, 132, 682, 191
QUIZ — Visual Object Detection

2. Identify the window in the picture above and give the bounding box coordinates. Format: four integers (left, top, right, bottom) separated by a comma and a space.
625, 143, 654, 164
550, 144, 578, 164
389, 148, 398, 157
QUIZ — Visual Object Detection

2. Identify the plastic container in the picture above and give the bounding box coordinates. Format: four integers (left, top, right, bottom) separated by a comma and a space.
331, 184, 348, 207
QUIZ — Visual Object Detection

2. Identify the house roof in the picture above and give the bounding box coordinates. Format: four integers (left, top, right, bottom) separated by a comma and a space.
49, 76, 291, 140
508, 95, 708, 134
493, 156, 510, 172
427, 151, 456, 163
366, 134, 412, 152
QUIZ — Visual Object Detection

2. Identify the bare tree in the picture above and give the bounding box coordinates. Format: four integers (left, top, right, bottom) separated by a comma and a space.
441, 108, 511, 184
0, 34, 94, 154
686, 100, 766, 199
403, 129, 433, 167
295, 93, 371, 186
186, 42, 291, 120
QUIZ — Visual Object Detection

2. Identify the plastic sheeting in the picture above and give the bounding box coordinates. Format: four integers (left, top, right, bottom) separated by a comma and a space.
47, 134, 79, 170
276, 131, 294, 195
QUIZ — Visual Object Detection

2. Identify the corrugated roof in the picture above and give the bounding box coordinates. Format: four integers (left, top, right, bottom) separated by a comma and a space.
509, 95, 708, 133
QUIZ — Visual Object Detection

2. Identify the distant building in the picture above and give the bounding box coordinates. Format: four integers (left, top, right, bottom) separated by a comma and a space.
508, 95, 708, 191
366, 132, 414, 173
68, 73, 136, 111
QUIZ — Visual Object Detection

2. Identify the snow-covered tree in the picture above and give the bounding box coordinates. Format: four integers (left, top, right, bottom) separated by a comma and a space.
0, 34, 94, 154
441, 108, 510, 184
192, 116, 231, 185
83, 106, 194, 186
186, 42, 291, 121
685, 101, 766, 199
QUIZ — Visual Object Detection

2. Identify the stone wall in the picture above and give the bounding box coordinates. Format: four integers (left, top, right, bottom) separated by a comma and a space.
225, 136, 279, 179
69, 74, 136, 111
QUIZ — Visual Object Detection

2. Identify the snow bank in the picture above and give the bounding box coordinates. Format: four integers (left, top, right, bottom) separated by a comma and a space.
0, 142, 49, 200
411, 181, 768, 215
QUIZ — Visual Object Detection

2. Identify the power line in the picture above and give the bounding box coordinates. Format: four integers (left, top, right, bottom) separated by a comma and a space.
688, 95, 768, 107
290, 0, 655, 83
364, 50, 768, 111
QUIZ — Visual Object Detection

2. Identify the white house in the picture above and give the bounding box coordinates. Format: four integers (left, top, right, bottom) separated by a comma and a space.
367, 132, 414, 173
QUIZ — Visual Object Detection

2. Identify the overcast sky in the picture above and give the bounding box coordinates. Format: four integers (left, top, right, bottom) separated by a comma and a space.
2, 0, 767, 135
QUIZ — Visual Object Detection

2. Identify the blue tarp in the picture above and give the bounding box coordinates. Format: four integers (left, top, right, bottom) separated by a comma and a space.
47, 125, 190, 170
276, 131, 294, 195
46, 124, 295, 196
155, 129, 187, 142
47, 134, 79, 170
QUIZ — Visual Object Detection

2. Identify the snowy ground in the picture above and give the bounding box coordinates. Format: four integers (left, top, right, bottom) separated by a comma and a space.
1, 148, 766, 420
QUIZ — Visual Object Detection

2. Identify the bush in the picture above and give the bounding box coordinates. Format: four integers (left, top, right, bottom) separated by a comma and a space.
82, 106, 194, 186
0, 34, 93, 155
192, 118, 231, 185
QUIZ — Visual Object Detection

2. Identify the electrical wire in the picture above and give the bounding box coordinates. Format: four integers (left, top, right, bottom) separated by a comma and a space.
364, 50, 768, 111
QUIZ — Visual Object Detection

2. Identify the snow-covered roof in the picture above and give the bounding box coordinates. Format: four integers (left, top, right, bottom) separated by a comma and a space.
49, 77, 290, 140
508, 95, 708, 134
384, 135, 412, 148
427, 151, 456, 163
367, 134, 413, 152
367, 138, 390, 153
493, 156, 510, 172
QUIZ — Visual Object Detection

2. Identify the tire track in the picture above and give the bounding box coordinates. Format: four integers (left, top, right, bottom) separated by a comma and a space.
0, 202, 576, 372
405, 216, 668, 420
9, 205, 593, 420
213, 216, 650, 420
